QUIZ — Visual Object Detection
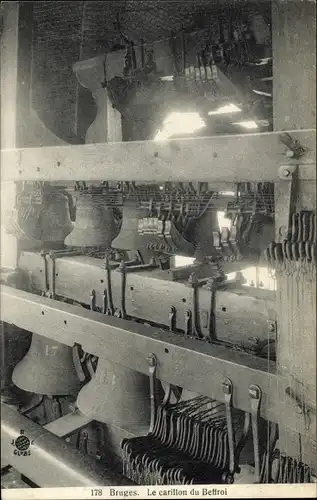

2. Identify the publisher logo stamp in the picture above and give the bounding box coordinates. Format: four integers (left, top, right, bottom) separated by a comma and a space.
11, 430, 34, 456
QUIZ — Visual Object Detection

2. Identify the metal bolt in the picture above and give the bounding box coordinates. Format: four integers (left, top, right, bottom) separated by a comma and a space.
249, 386, 261, 399
69, 402, 78, 412
147, 353, 157, 367
286, 150, 295, 158
222, 378, 232, 395
117, 260, 126, 273
268, 322, 276, 332
188, 273, 198, 286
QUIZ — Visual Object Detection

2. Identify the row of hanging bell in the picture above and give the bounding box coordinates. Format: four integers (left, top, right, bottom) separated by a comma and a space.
8, 185, 165, 252
12, 335, 152, 431
5, 185, 130, 251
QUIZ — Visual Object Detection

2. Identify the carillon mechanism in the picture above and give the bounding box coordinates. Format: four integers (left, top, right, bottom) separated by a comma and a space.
60, 180, 276, 264
121, 376, 263, 485
265, 211, 316, 270
121, 395, 232, 485
1, 0, 316, 493
270, 451, 314, 484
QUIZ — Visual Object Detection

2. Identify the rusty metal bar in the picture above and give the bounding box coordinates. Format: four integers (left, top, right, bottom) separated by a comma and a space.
1, 285, 315, 438
1, 403, 134, 487
1, 129, 315, 182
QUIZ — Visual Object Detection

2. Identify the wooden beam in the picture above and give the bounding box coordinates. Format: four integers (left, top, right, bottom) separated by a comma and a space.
272, 0, 316, 465
15, 1, 34, 148
1, 129, 315, 182
0, 2, 19, 269
1, 285, 315, 439
1, 2, 19, 150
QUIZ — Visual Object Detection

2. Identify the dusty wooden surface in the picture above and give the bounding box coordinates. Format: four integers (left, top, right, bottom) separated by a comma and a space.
272, 0, 316, 465
1, 129, 315, 182
0, 2, 19, 269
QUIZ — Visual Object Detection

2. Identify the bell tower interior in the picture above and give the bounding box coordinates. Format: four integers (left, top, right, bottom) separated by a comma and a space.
0, 0, 316, 493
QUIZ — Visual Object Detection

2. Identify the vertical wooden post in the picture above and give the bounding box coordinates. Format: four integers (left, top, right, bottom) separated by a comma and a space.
272, 0, 316, 465
1, 2, 20, 269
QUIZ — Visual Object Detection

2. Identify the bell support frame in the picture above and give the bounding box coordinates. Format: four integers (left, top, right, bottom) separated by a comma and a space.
1, 284, 316, 440
1, 129, 316, 183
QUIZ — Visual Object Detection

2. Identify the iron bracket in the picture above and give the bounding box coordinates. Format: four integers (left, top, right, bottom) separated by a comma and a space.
249, 384, 262, 483
40, 250, 50, 297
104, 256, 115, 316
277, 165, 299, 242
116, 261, 127, 319
147, 353, 158, 434
222, 378, 235, 483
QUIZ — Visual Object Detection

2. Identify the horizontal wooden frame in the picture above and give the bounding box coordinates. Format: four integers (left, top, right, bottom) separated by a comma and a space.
1, 129, 315, 182
18, 251, 276, 346
1, 285, 315, 438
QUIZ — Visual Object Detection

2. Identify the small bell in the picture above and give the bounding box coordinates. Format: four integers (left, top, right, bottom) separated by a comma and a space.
12, 335, 81, 397
65, 192, 116, 249
112, 201, 148, 251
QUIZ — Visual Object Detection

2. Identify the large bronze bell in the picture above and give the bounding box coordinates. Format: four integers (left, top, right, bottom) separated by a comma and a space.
65, 192, 116, 248
1, 323, 32, 404
39, 191, 73, 245
5, 189, 73, 249
192, 208, 219, 261
76, 357, 150, 429
112, 202, 148, 251
12, 335, 81, 397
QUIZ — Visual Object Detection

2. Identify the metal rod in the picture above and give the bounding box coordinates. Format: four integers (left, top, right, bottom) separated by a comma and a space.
1, 403, 134, 487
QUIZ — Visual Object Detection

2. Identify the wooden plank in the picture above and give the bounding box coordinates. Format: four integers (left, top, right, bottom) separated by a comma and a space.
1, 129, 315, 182
1, 2, 19, 149
1, 285, 315, 438
44, 411, 92, 438
272, 0, 316, 464
19, 251, 276, 346
15, 2, 34, 148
